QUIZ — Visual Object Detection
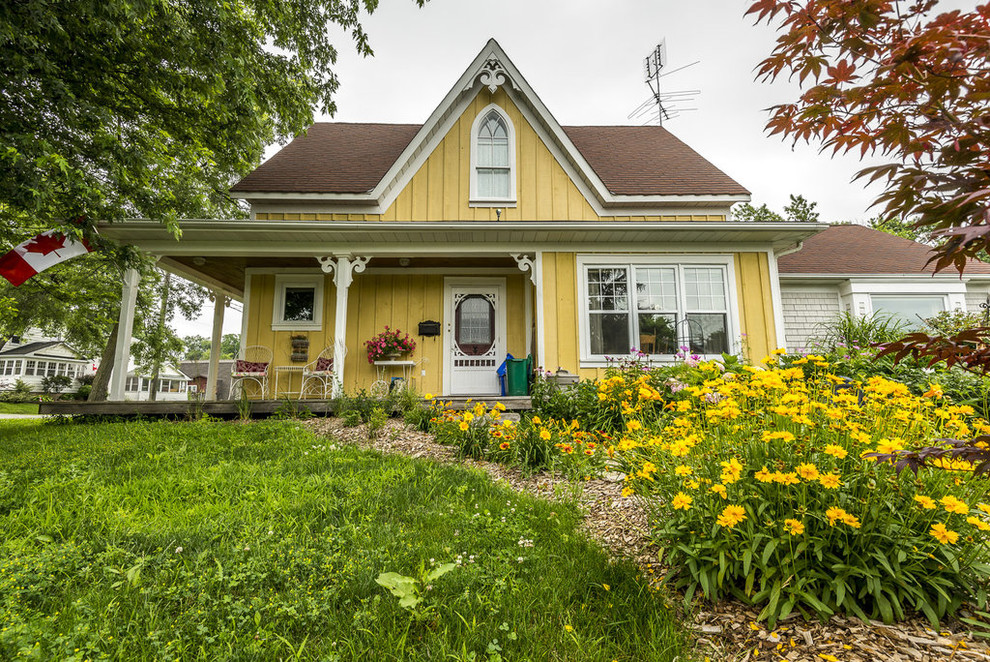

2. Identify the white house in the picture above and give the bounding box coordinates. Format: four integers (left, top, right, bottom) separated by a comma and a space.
122, 362, 192, 401
0, 336, 93, 393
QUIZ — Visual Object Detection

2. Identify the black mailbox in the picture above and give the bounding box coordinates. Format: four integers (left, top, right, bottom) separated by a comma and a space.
418, 320, 441, 337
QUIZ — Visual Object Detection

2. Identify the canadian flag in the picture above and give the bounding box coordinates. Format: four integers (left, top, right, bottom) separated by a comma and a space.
0, 231, 93, 287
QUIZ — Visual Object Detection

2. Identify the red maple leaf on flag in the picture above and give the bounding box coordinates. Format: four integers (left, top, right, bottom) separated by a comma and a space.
23, 233, 66, 256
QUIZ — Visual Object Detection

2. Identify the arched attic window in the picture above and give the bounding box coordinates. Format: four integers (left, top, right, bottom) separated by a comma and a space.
470, 106, 516, 205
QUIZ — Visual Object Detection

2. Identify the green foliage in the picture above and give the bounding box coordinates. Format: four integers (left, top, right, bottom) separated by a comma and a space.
815, 311, 910, 350
375, 562, 457, 617
733, 194, 819, 224
341, 409, 363, 427
923, 309, 984, 337
869, 216, 930, 243
39, 375, 72, 397
182, 334, 241, 361
0, 420, 688, 660
366, 406, 388, 438
0, 380, 35, 403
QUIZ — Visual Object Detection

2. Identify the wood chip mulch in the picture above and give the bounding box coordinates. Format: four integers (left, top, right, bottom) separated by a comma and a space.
305, 417, 990, 662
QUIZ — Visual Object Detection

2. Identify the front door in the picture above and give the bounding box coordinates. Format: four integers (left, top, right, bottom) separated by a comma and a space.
444, 279, 506, 396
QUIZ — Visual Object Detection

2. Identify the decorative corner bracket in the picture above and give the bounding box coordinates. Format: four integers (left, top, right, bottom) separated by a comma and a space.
510, 253, 536, 286
470, 56, 518, 95
318, 255, 372, 289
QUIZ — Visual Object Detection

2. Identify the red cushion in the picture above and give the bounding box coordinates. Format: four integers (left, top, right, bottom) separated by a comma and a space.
235, 360, 268, 374
315, 357, 334, 372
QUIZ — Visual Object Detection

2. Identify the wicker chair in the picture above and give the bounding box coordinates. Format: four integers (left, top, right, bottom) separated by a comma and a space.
300, 340, 346, 399
228, 345, 273, 400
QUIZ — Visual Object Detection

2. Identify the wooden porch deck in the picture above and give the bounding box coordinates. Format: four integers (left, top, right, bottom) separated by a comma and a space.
38, 396, 533, 418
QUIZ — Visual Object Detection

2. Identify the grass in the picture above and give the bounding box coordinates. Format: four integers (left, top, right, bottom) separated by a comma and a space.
0, 419, 688, 661
0, 402, 38, 415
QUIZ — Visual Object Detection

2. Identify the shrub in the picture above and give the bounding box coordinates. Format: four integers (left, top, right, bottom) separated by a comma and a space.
814, 310, 909, 350
612, 356, 990, 628
366, 406, 388, 438
41, 374, 73, 397
341, 409, 362, 427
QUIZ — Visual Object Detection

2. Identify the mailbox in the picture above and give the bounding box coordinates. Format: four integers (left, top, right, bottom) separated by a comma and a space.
418, 320, 441, 337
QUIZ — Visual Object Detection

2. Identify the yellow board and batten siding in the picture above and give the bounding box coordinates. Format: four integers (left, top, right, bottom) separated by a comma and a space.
245, 273, 530, 396
253, 89, 725, 224
537, 252, 779, 382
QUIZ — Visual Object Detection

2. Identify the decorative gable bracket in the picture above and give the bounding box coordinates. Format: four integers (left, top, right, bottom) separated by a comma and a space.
469, 56, 520, 95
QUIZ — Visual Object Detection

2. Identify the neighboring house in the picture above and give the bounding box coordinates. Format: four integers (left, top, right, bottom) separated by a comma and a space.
122, 363, 191, 401
777, 224, 990, 350
179, 359, 234, 398
0, 336, 93, 393
99, 39, 823, 399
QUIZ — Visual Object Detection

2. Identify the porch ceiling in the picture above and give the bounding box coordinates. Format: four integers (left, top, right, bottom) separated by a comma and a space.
102, 219, 827, 298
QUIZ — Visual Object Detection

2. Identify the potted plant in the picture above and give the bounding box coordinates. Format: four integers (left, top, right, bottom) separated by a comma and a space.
365, 326, 416, 363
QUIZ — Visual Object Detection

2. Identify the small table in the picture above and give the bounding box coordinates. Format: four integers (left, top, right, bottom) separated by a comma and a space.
371, 360, 416, 396
274, 365, 306, 398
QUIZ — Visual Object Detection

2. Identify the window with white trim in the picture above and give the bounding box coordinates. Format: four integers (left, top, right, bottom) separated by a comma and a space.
24, 360, 35, 376
870, 294, 945, 329
272, 275, 324, 331
125, 377, 139, 392
581, 260, 734, 361
470, 106, 516, 204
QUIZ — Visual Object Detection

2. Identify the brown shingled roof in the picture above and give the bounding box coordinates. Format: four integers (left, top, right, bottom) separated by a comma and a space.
777, 224, 990, 275
232, 123, 421, 194
562, 126, 748, 196
231, 122, 748, 197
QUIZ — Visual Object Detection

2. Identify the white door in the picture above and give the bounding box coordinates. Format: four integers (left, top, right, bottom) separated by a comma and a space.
444, 279, 506, 396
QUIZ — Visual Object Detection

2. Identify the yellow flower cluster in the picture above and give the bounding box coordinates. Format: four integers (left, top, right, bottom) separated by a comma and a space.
610, 355, 990, 547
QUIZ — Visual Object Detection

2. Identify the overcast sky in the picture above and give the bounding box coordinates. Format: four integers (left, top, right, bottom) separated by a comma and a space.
174, 0, 973, 338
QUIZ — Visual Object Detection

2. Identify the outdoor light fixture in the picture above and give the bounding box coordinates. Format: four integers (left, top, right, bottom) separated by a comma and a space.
398, 258, 411, 267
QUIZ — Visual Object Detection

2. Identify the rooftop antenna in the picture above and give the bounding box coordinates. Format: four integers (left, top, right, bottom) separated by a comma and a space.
630, 40, 700, 126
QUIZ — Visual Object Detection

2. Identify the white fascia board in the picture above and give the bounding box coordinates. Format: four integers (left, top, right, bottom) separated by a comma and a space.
838, 279, 969, 295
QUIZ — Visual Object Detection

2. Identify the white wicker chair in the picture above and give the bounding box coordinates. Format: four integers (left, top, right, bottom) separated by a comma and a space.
228, 345, 273, 400
300, 340, 345, 399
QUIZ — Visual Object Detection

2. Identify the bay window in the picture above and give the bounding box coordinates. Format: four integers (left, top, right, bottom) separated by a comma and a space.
581, 257, 735, 362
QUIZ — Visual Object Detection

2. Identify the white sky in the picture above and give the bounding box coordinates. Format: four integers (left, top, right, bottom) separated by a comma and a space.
174, 0, 973, 338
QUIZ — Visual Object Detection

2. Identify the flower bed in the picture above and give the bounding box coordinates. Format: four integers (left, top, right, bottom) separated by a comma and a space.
611, 356, 990, 627
428, 399, 608, 479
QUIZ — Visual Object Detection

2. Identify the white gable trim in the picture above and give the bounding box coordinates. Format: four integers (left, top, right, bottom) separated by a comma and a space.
232, 39, 749, 215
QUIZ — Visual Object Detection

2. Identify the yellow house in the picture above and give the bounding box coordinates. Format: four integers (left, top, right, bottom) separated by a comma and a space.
101, 39, 822, 401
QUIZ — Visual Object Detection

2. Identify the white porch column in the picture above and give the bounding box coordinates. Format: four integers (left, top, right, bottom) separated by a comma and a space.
511, 253, 541, 365
206, 290, 227, 401
109, 268, 140, 401
534, 251, 545, 370
319, 254, 370, 396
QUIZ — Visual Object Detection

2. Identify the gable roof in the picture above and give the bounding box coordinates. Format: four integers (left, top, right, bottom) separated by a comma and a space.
0, 341, 87, 360
777, 224, 990, 276
231, 123, 748, 198
230, 39, 749, 212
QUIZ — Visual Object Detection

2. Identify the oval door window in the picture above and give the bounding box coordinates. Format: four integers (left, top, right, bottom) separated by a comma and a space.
455, 295, 495, 356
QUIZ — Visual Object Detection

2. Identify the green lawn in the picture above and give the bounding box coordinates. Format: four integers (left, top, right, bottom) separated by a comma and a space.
0, 402, 38, 415
0, 419, 688, 661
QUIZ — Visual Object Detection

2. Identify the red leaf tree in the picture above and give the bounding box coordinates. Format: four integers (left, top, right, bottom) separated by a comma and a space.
749, 0, 990, 272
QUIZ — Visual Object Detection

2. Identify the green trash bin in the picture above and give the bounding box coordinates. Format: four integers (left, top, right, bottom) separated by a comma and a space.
505, 355, 531, 396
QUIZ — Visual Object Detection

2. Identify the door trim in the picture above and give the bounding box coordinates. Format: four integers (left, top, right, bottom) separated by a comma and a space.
442, 277, 507, 396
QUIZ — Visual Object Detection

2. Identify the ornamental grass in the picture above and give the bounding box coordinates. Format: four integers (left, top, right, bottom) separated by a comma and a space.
611, 355, 990, 628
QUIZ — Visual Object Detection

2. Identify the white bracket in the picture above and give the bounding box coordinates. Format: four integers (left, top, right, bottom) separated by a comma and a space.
319, 255, 371, 289
510, 253, 536, 286
469, 56, 518, 94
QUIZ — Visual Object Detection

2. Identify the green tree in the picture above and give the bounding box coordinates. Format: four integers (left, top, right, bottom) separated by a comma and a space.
1, 0, 424, 239
132, 271, 208, 401
182, 336, 211, 361
221, 334, 240, 360
733, 194, 820, 223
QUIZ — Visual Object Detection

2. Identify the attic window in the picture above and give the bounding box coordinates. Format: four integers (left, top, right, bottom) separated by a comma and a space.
470, 106, 516, 206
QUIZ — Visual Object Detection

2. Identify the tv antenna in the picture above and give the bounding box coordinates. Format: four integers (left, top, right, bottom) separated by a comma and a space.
628, 40, 700, 126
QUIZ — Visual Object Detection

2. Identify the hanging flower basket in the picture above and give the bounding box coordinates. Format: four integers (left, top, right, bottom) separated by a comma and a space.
365, 326, 416, 363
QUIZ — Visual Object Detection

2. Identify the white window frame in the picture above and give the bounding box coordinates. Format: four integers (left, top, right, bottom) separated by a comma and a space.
577, 254, 741, 367
469, 104, 517, 207
272, 274, 324, 331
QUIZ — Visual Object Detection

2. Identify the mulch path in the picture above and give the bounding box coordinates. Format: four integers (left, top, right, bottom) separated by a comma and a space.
305, 417, 990, 662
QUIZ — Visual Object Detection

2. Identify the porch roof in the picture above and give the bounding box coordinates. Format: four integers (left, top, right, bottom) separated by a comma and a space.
99, 218, 826, 298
